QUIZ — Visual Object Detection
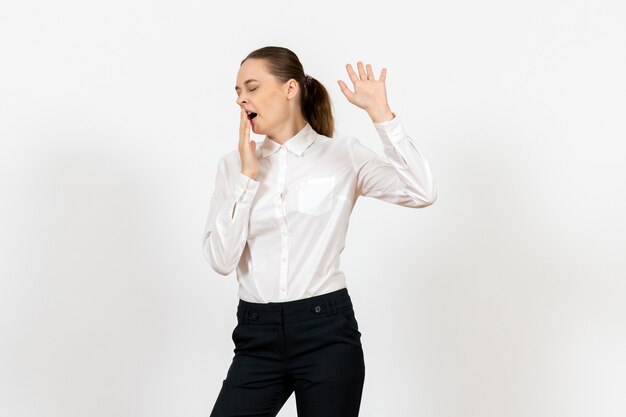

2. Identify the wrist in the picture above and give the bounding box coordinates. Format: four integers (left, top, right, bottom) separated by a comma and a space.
241, 170, 258, 180
367, 105, 394, 123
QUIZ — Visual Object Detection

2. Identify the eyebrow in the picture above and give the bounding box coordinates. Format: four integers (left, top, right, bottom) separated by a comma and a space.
235, 79, 259, 92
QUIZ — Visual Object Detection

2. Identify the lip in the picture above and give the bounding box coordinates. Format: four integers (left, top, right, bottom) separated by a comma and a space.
244, 109, 258, 123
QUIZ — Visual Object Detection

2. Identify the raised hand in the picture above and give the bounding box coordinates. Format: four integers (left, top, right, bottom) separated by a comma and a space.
337, 61, 394, 123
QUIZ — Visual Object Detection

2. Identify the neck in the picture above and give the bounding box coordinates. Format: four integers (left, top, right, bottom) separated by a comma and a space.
268, 115, 307, 144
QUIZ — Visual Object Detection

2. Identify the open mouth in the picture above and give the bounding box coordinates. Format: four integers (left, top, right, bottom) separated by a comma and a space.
246, 111, 258, 120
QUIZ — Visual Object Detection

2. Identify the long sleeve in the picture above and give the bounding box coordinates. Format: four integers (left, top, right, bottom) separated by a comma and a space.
201, 156, 260, 275
348, 112, 437, 207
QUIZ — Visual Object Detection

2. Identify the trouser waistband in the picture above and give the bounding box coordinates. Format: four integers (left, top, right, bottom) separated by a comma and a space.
236, 288, 353, 324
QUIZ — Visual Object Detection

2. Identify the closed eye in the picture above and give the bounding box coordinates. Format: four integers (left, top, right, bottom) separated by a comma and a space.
235, 87, 258, 97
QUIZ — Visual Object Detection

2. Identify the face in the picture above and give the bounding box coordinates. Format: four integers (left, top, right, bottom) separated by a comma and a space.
235, 58, 301, 137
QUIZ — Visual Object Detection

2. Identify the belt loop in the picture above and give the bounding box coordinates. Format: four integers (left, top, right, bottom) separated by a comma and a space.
246, 308, 259, 322
242, 306, 249, 325
325, 299, 337, 316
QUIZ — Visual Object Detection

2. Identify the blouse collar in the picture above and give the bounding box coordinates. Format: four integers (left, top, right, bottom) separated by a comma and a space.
261, 122, 317, 158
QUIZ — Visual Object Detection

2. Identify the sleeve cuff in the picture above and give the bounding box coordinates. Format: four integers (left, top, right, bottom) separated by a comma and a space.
373, 112, 407, 145
232, 172, 260, 203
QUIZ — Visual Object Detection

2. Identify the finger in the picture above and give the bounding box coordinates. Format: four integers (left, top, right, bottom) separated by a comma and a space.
239, 109, 245, 144
366, 63, 375, 80
243, 111, 250, 142
337, 80, 354, 101
357, 61, 367, 80
379, 67, 387, 82
239, 109, 249, 144
239, 109, 243, 143
345, 63, 359, 85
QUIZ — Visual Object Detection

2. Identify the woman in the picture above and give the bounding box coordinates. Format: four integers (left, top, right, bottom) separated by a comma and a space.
202, 46, 437, 417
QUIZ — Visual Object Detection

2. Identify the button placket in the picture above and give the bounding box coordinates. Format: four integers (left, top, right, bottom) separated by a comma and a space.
277, 147, 289, 299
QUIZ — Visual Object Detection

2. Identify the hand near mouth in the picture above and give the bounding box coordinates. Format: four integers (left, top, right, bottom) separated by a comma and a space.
239, 108, 259, 180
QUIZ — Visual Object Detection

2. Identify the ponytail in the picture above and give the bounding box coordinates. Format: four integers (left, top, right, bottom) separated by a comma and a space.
300, 75, 334, 137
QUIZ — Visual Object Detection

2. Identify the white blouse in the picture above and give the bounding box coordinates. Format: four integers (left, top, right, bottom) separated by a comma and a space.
201, 113, 437, 303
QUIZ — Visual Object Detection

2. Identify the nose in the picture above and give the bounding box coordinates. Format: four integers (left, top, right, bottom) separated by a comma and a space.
235, 94, 247, 107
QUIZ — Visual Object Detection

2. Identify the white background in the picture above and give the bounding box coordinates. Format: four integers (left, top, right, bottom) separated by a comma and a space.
1, 1, 625, 416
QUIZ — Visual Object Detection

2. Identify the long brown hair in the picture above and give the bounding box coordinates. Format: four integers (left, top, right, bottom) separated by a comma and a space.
241, 46, 334, 138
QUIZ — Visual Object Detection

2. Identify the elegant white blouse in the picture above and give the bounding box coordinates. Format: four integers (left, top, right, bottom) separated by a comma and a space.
201, 113, 437, 303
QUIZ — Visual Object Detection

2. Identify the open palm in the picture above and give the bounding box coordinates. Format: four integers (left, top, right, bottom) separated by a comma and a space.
337, 61, 390, 112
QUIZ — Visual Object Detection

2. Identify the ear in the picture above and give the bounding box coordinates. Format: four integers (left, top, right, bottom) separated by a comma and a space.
285, 79, 300, 100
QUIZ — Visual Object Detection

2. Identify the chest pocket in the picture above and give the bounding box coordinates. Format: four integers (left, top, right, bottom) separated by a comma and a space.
298, 176, 335, 216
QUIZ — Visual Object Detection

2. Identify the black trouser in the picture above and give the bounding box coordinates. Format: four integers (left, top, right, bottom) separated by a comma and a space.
210, 287, 366, 417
